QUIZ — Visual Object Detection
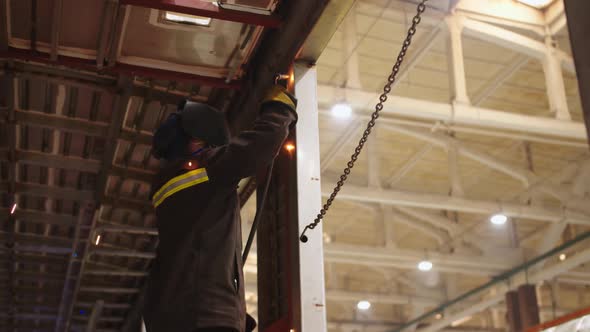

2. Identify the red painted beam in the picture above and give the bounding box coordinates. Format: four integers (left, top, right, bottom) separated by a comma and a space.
526, 306, 590, 332
0, 48, 242, 89
120, 0, 281, 28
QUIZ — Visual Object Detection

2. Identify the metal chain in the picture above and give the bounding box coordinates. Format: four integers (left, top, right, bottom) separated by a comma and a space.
300, 0, 429, 242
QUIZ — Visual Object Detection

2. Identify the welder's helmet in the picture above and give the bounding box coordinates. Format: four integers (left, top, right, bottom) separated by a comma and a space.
152, 101, 229, 161
180, 101, 230, 147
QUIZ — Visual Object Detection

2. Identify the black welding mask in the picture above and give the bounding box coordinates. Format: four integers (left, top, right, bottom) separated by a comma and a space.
152, 101, 229, 161
180, 101, 230, 147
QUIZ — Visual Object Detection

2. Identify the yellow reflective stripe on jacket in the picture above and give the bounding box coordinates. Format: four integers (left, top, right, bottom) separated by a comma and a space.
152, 168, 209, 208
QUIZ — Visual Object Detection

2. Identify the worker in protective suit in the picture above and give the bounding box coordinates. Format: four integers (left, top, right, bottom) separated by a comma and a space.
143, 85, 297, 332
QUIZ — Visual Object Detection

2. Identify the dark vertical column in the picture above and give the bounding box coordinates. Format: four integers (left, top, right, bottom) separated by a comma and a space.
256, 119, 298, 331
518, 284, 540, 330
505, 290, 522, 332
564, 0, 590, 145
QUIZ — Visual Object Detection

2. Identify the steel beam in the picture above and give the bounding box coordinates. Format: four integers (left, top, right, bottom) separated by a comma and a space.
321, 183, 590, 225
90, 248, 155, 259
16, 149, 100, 172
460, 16, 574, 76
0, 207, 77, 226
327, 289, 439, 307
83, 270, 148, 277
396, 24, 444, 87
472, 55, 529, 106
96, 224, 158, 236
389, 208, 450, 245
320, 118, 362, 172
76, 302, 131, 310
324, 244, 513, 276
455, 0, 544, 29
85, 300, 104, 332
7, 182, 95, 201
386, 144, 433, 187
54, 205, 94, 332
227, 0, 331, 132
446, 16, 470, 104
10, 150, 154, 183
79, 287, 139, 294
317, 85, 587, 140
11, 109, 153, 145
120, 0, 281, 28
1, 48, 242, 89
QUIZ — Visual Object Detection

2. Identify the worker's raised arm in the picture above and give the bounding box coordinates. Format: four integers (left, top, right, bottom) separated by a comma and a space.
201, 85, 297, 181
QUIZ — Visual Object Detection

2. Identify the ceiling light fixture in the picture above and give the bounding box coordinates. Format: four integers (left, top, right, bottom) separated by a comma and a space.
559, 253, 566, 261
418, 260, 433, 272
165, 12, 212, 26
331, 102, 353, 119
490, 214, 508, 225
516, 0, 554, 9
10, 203, 17, 215
95, 235, 101, 246
357, 300, 371, 310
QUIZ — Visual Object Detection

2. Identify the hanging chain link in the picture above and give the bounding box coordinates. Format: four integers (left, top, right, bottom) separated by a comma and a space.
300, 0, 429, 242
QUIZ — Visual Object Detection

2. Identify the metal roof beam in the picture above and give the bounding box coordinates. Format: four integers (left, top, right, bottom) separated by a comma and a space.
472, 54, 529, 106
90, 248, 155, 259
85, 300, 104, 332
455, 0, 545, 34
321, 183, 590, 225
0, 181, 152, 211
83, 270, 148, 277
324, 244, 514, 276
317, 85, 587, 140
460, 16, 575, 74
0, 207, 77, 226
12, 150, 154, 183
1, 48, 242, 89
120, 0, 281, 28
11, 109, 153, 145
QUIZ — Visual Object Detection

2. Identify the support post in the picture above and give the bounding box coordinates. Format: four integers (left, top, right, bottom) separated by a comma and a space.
518, 284, 540, 330
505, 291, 522, 332
343, 4, 361, 89
445, 16, 470, 105
294, 62, 327, 332
542, 36, 571, 120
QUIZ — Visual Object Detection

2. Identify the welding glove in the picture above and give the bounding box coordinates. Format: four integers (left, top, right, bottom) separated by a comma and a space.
261, 85, 297, 114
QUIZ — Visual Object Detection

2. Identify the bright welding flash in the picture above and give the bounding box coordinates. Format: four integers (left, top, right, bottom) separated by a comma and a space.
285, 143, 295, 152
10, 203, 17, 215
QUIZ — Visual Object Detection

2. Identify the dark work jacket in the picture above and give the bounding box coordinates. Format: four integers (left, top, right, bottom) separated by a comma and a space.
143, 103, 297, 332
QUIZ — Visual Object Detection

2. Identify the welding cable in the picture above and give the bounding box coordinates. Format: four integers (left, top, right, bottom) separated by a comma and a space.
242, 160, 274, 265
